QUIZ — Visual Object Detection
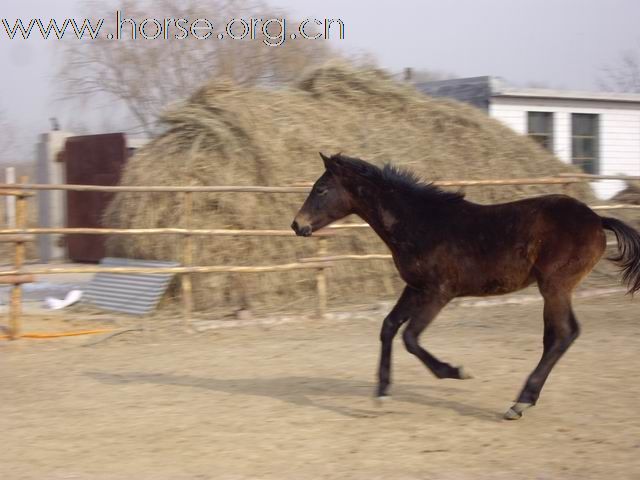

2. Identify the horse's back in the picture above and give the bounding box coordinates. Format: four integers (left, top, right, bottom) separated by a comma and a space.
437, 195, 605, 296
478, 194, 601, 237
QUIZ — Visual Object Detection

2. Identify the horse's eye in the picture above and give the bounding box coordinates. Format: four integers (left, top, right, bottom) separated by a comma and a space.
317, 188, 329, 196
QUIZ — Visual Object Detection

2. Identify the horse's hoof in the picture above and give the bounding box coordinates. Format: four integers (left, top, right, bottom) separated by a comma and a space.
374, 395, 391, 407
457, 366, 473, 380
503, 402, 533, 420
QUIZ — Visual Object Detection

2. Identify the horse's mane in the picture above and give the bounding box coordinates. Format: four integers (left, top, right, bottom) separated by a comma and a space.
332, 154, 465, 203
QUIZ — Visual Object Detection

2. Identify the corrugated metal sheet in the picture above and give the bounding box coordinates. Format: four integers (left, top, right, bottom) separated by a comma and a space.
83, 257, 179, 315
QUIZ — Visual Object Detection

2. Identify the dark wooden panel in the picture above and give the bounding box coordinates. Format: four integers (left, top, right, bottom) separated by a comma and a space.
65, 133, 127, 263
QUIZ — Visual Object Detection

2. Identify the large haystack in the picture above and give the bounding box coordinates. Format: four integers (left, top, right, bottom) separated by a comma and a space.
104, 64, 593, 312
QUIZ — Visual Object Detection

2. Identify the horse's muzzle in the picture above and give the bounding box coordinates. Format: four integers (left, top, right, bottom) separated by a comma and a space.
291, 220, 312, 237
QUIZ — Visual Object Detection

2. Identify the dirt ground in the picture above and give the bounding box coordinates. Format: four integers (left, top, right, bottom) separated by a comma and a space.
1, 290, 639, 480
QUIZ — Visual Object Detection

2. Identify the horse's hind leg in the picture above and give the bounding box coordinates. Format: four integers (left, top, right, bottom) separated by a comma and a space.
401, 295, 472, 381
505, 287, 580, 420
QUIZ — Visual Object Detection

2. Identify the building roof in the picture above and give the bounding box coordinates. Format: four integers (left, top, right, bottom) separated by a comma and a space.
416, 76, 640, 105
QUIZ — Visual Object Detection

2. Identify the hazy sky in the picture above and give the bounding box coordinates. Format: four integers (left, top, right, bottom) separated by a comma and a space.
1, 0, 640, 160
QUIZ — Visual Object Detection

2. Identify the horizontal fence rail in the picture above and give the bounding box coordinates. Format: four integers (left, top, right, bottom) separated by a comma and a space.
0, 177, 587, 194
0, 228, 336, 237
0, 262, 332, 276
1, 173, 638, 340
0, 184, 312, 193
0, 189, 35, 197
558, 173, 640, 181
591, 204, 640, 210
301, 254, 393, 262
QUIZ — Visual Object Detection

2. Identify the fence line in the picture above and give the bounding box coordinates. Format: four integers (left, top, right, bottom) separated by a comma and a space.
0, 263, 333, 276
558, 173, 640, 181
591, 204, 640, 210
0, 173, 637, 340
0, 228, 336, 237
0, 184, 312, 193
0, 177, 586, 193
301, 254, 393, 263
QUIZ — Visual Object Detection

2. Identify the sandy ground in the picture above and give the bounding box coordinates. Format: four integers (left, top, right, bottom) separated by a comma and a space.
1, 291, 639, 480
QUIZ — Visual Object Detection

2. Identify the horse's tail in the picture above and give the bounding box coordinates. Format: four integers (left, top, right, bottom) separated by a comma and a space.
602, 216, 640, 294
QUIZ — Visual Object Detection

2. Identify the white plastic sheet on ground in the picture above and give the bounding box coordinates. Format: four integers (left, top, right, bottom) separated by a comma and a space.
44, 290, 83, 310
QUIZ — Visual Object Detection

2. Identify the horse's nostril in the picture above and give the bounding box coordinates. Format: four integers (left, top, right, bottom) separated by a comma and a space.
291, 220, 299, 233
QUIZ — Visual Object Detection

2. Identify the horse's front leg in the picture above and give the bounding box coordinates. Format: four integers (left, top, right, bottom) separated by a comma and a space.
401, 292, 472, 381
377, 286, 443, 399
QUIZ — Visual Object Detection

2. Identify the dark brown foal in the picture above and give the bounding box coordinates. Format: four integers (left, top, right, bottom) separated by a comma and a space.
292, 153, 640, 420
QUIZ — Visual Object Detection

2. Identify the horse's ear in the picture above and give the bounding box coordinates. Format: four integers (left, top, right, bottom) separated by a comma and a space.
319, 152, 333, 169
320, 152, 347, 175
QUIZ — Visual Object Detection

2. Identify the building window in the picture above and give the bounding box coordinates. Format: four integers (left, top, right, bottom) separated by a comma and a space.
572, 113, 599, 174
527, 112, 554, 152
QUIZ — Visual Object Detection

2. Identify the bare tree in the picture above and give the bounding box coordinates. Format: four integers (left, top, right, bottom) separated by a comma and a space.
600, 49, 640, 93
57, 0, 338, 135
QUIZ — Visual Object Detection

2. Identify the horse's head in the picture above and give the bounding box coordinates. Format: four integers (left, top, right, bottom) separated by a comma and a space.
291, 153, 355, 236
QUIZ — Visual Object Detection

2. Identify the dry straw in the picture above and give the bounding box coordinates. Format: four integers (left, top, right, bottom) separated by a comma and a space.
103, 63, 594, 312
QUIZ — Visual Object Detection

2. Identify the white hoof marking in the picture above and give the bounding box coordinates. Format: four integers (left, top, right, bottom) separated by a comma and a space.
503, 402, 533, 420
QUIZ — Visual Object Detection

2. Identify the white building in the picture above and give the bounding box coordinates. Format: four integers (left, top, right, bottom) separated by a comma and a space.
416, 76, 640, 199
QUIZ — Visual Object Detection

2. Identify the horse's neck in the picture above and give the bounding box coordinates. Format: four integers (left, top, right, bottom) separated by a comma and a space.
353, 187, 455, 254
353, 190, 408, 253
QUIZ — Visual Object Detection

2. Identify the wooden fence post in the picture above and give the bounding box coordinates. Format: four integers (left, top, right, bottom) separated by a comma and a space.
316, 237, 328, 319
9, 178, 27, 339
182, 192, 194, 326
5, 167, 15, 228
